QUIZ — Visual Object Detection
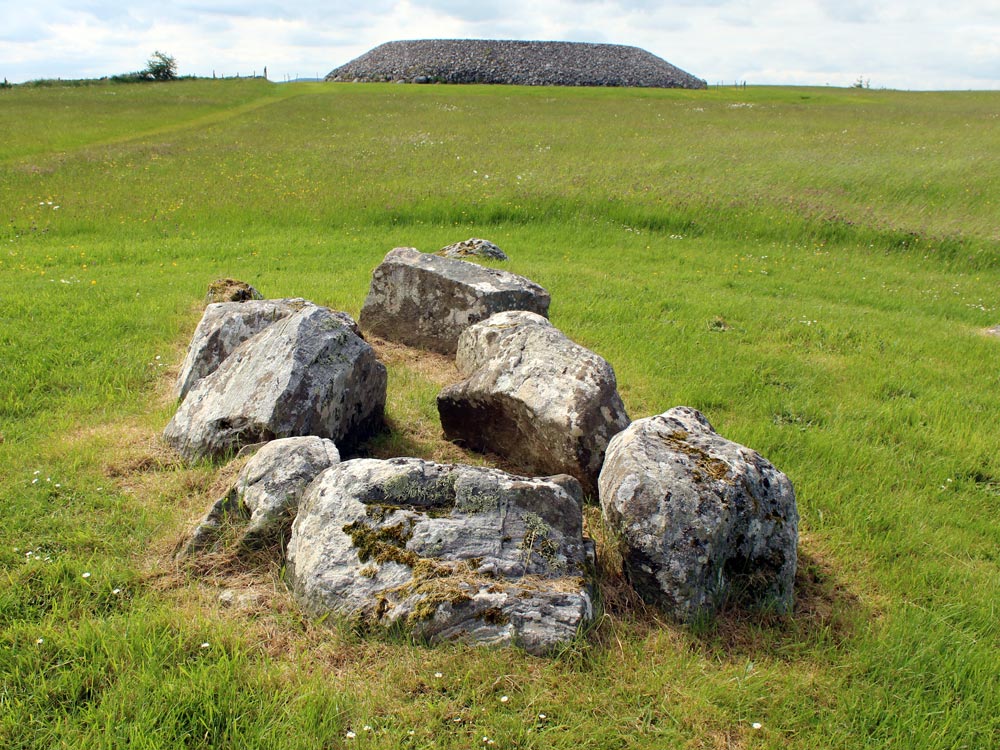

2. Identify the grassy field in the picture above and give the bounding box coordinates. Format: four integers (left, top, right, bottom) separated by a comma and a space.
1, 78, 998, 749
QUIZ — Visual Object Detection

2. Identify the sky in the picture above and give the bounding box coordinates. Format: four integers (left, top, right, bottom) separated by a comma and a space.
2, 1, 998, 89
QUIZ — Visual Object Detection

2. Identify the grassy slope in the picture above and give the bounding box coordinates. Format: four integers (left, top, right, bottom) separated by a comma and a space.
0, 79, 997, 749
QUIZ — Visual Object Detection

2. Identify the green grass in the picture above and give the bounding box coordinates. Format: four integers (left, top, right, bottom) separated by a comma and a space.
1, 79, 998, 749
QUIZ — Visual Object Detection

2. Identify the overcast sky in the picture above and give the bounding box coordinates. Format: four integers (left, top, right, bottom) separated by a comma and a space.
2, 1, 998, 89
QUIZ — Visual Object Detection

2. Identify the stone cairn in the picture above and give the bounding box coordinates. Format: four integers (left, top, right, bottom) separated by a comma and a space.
167, 242, 798, 654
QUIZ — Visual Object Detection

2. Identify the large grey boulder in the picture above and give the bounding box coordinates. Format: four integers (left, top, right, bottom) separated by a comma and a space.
179, 436, 341, 556
164, 306, 386, 461
599, 407, 798, 621
358, 247, 549, 354
286, 457, 594, 655
437, 311, 629, 497
175, 298, 308, 400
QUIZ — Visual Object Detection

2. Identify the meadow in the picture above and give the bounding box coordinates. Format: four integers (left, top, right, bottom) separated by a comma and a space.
1, 77, 997, 748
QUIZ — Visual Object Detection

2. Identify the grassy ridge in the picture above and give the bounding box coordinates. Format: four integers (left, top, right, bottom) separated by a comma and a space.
1, 80, 998, 748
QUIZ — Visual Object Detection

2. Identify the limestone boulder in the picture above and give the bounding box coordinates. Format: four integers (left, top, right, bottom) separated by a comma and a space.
175, 298, 308, 400
358, 247, 549, 354
599, 407, 798, 621
178, 436, 341, 556
437, 311, 629, 497
163, 306, 386, 461
286, 457, 594, 655
438, 238, 508, 261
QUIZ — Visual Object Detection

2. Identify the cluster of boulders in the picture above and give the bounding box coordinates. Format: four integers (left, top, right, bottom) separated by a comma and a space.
166, 238, 797, 654
326, 40, 708, 90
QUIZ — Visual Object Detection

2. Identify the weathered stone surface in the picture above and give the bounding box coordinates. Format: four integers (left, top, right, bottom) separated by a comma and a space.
206, 278, 264, 304
163, 306, 386, 461
286, 458, 593, 655
437, 311, 629, 497
438, 238, 508, 261
358, 247, 549, 354
599, 407, 798, 621
175, 299, 307, 400
178, 436, 342, 557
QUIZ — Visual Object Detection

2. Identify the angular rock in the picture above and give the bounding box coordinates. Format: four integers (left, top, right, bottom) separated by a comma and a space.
358, 247, 549, 354
438, 238, 508, 261
286, 458, 594, 655
206, 278, 264, 304
175, 298, 308, 400
437, 311, 629, 497
178, 436, 341, 557
163, 306, 386, 461
599, 407, 798, 621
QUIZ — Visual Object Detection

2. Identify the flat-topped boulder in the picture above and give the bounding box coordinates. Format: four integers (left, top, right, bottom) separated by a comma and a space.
164, 305, 386, 461
358, 247, 549, 354
437, 311, 629, 497
599, 407, 798, 621
286, 458, 594, 655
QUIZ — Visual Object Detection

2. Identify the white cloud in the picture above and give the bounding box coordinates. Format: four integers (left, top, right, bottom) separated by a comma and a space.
0, 0, 997, 88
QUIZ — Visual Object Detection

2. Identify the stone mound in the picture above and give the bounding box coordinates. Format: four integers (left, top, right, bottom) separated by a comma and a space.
326, 39, 706, 89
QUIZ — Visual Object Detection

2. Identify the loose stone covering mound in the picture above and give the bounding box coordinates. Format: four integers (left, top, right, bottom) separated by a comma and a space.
175, 298, 308, 400
438, 311, 630, 497
327, 40, 706, 89
164, 305, 386, 461
179, 436, 340, 556
286, 458, 594, 654
358, 247, 550, 355
599, 407, 798, 621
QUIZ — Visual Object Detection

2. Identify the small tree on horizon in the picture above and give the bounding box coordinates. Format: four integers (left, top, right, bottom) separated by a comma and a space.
144, 51, 177, 81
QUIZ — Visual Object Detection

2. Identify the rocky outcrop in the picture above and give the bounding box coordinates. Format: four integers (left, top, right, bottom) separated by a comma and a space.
599, 407, 798, 621
164, 306, 386, 461
286, 458, 594, 655
179, 436, 341, 556
175, 298, 307, 400
438, 238, 508, 261
437, 311, 629, 497
358, 247, 549, 355
205, 278, 263, 304
327, 40, 707, 89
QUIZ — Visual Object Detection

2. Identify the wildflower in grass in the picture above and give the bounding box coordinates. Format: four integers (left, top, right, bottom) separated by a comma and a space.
434, 671, 443, 678
200, 642, 210, 649
112, 588, 122, 595
82, 572, 91, 578
363, 725, 372, 731
538, 713, 546, 719
345, 730, 356, 739
36, 638, 44, 644
752, 722, 762, 729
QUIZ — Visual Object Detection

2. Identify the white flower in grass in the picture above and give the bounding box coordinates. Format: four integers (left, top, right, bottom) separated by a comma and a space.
345, 730, 356, 739
434, 671, 443, 678
362, 725, 372, 732
112, 588, 122, 595
752, 722, 762, 729
499, 695, 509, 703
538, 713, 547, 719
82, 572, 91, 578
36, 638, 44, 644
200, 642, 210, 649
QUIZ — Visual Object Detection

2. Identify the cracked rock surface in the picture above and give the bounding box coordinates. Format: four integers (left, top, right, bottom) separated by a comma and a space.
286, 457, 594, 655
